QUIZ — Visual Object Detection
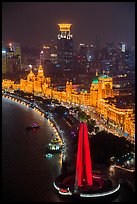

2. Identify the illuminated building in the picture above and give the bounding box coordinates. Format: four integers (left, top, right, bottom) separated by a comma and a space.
57, 23, 73, 73
98, 98, 135, 141
118, 42, 126, 53
75, 43, 88, 74
50, 53, 57, 64
2, 70, 135, 142
97, 75, 113, 106
8, 42, 21, 72
89, 75, 113, 107
2, 79, 15, 90
101, 59, 111, 75
2, 42, 7, 75
19, 64, 51, 94
66, 80, 72, 103
42, 45, 51, 61
90, 78, 98, 107
49, 42, 58, 64
2, 42, 21, 75
42, 43, 58, 65
6, 49, 15, 73
10, 42, 21, 57
94, 36, 102, 62
86, 44, 94, 63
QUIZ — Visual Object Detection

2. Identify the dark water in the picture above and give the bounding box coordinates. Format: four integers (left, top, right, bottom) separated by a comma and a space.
2, 97, 135, 202
2, 97, 63, 202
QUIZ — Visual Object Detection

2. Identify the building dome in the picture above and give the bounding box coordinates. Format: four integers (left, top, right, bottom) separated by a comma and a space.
28, 69, 35, 77
99, 75, 111, 79
92, 78, 99, 84
38, 64, 43, 70
27, 68, 35, 81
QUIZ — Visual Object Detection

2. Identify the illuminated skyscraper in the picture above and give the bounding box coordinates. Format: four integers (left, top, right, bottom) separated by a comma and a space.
118, 42, 126, 52
2, 42, 22, 76
10, 42, 21, 57
57, 23, 73, 74
77, 43, 87, 73
2, 41, 7, 75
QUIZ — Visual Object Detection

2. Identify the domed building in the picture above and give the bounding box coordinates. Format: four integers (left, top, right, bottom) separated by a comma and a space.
90, 78, 99, 107
20, 64, 51, 94
90, 75, 113, 107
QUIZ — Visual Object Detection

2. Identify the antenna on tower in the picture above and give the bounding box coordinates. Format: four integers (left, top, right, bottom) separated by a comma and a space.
40, 60, 42, 66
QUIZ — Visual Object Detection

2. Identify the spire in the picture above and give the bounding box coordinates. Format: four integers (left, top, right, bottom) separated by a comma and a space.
29, 66, 34, 75
96, 70, 98, 76
38, 60, 43, 69
27, 66, 35, 82
66, 79, 69, 85
37, 61, 44, 77
30, 67, 33, 72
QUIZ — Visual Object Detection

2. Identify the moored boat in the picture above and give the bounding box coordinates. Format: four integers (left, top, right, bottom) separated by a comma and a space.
26, 123, 40, 129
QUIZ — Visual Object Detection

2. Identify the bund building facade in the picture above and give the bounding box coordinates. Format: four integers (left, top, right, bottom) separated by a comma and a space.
2, 64, 135, 142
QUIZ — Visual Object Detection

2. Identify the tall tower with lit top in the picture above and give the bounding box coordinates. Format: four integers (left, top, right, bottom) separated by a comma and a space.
57, 23, 73, 74
58, 24, 72, 33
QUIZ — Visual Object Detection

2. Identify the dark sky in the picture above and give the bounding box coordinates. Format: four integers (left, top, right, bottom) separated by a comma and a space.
2, 2, 135, 48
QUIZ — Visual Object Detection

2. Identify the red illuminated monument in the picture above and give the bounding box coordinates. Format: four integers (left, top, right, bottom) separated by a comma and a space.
54, 119, 120, 198
75, 122, 93, 189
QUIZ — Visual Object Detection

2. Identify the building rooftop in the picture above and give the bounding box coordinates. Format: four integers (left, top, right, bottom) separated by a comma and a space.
99, 75, 111, 79
92, 78, 99, 84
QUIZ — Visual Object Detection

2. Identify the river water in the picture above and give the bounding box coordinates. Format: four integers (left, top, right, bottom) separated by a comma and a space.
2, 97, 65, 202
2, 97, 135, 202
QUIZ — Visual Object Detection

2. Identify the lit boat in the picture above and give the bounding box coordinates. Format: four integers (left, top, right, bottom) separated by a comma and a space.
26, 123, 40, 129
45, 153, 53, 158
51, 138, 61, 144
45, 142, 62, 154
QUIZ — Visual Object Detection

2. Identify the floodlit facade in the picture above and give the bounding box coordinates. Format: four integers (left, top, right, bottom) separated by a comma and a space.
19, 64, 51, 94
2, 65, 135, 142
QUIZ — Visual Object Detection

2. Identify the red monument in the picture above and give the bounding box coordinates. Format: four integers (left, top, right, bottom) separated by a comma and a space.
54, 120, 120, 198
75, 122, 93, 189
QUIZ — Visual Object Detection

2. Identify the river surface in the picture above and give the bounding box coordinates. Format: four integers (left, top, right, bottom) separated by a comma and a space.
2, 97, 135, 202
2, 97, 64, 202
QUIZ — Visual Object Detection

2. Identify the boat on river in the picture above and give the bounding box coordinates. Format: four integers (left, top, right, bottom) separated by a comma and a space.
26, 123, 40, 129
45, 137, 62, 153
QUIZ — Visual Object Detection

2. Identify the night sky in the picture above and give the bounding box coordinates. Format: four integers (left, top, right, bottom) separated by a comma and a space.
2, 2, 135, 48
